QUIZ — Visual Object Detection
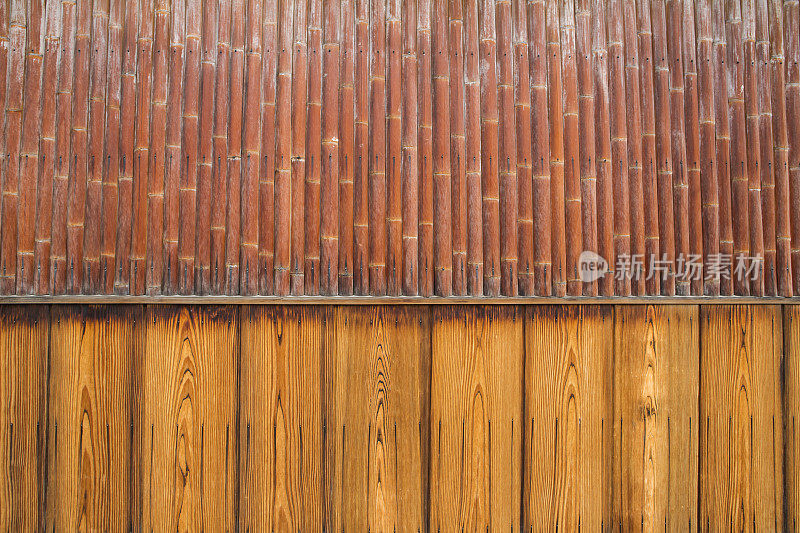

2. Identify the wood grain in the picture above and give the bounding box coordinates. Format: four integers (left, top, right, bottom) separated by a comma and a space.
523, 305, 613, 530
430, 305, 523, 530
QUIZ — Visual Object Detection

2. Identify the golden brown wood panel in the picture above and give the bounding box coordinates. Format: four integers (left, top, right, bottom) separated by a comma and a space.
238, 306, 324, 531
612, 305, 699, 530
430, 305, 523, 530
140, 306, 237, 530
44, 306, 141, 531
785, 304, 800, 529
523, 305, 613, 530
0, 306, 48, 530
325, 306, 430, 531
700, 305, 784, 529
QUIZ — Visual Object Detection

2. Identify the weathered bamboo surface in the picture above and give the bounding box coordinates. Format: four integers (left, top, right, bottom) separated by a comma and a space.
0, 303, 798, 528
1, 0, 799, 298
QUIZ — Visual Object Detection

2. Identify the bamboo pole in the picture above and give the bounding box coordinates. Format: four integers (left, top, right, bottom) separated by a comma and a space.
514, 0, 534, 296
354, 0, 369, 294
769, 0, 793, 296
464, 0, 483, 295
786, 0, 800, 294
0, 0, 15, 295
290, 0, 307, 294
241, 0, 263, 296
757, 0, 777, 294
560, 0, 582, 295
196, 0, 218, 294
592, 0, 614, 296
546, 0, 566, 296
609, 0, 630, 296
166, 0, 187, 295
450, 0, 467, 295
712, 0, 734, 295
321, 0, 341, 295
479, 0, 500, 296
402, 0, 420, 295
212, 0, 232, 293
339, 0, 355, 294
575, 0, 596, 296
666, 0, 692, 296
274, 0, 293, 295
305, 0, 322, 295
387, 0, 402, 295
726, 0, 751, 295
528, 0, 551, 296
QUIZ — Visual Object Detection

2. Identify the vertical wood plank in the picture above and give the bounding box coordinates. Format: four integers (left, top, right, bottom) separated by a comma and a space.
238, 306, 323, 531
700, 305, 783, 529
783, 304, 800, 528
430, 305, 523, 530
141, 306, 237, 530
0, 306, 49, 530
612, 305, 699, 530
325, 306, 430, 531
523, 305, 613, 530
44, 305, 141, 532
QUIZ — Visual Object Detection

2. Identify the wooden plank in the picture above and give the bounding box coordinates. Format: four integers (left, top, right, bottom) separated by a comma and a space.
44, 305, 142, 531
238, 306, 323, 530
0, 306, 49, 530
430, 305, 523, 530
523, 305, 613, 530
784, 304, 800, 528
699, 305, 783, 529
140, 306, 237, 530
325, 306, 430, 530
612, 304, 699, 530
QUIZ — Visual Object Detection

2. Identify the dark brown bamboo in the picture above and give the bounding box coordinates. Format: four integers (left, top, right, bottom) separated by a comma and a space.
304, 0, 322, 295
354, 0, 369, 294
0, 0, 16, 295
274, 0, 292, 295
787, 0, 800, 294
449, 0, 467, 295
528, 0, 552, 296
401, 0, 420, 295
290, 0, 307, 294
592, 0, 614, 296
211, 0, 231, 294
339, 0, 355, 294
757, 0, 777, 294
321, 0, 341, 295
386, 0, 402, 295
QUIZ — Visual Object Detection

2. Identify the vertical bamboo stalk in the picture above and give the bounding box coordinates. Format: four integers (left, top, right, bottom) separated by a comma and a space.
609, 0, 631, 296
258, 0, 277, 295
17, 0, 44, 295
742, 0, 766, 295
727, 0, 751, 295
226, 0, 245, 295
666, 0, 702, 295
321, 0, 341, 295
354, 0, 369, 294
592, 0, 614, 296
713, 0, 735, 295
368, 0, 387, 295
757, 0, 777, 294
129, 0, 154, 295
339, 0, 355, 294
305, 0, 322, 295
34, 0, 62, 294
449, 0, 467, 295
575, 0, 596, 296
649, 0, 676, 295
528, 0, 551, 296
241, 0, 262, 295
417, 0, 434, 295
386, 0, 402, 294
786, 0, 800, 294
23, 3, 40, 290
181, 0, 202, 295
769, 0, 793, 295
546, 0, 566, 296
113, 0, 138, 294
196, 0, 218, 294
164, 0, 186, 294
625, 0, 651, 295
431, 0, 452, 295
145, 0, 168, 296
696, 0, 722, 295
514, 0, 534, 295
0, 0, 14, 294
560, 0, 582, 295
465, 0, 484, 295
683, 0, 706, 296
274, 0, 293, 295
401, 0, 419, 295
496, 0, 516, 296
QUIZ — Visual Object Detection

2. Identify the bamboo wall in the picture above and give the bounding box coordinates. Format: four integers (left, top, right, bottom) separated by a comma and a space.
0, 303, 798, 529
0, 0, 799, 298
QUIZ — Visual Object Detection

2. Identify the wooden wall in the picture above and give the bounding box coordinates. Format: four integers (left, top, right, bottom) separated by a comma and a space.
0, 304, 797, 529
